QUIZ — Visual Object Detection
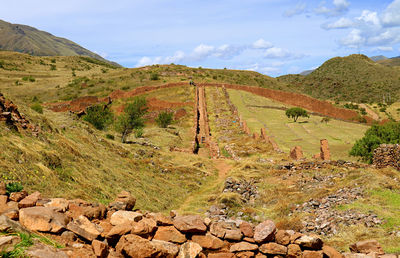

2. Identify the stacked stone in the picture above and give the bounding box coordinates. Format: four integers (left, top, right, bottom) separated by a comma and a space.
0, 93, 39, 136
0, 185, 353, 258
373, 144, 400, 170
222, 86, 239, 117
223, 177, 259, 203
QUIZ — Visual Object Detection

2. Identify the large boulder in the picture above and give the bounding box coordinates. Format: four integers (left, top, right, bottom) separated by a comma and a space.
0, 215, 31, 234
303, 250, 324, 258
44, 198, 69, 212
19, 207, 69, 233
253, 220, 276, 243
151, 240, 179, 258
210, 221, 243, 241
109, 191, 136, 211
192, 233, 225, 250
116, 234, 158, 258
349, 240, 384, 255
131, 218, 157, 236
239, 221, 254, 238
9, 191, 28, 202
294, 235, 323, 250
110, 210, 143, 226
146, 212, 173, 226
230, 241, 258, 252
153, 226, 187, 243
26, 243, 68, 258
259, 243, 287, 255
173, 215, 207, 233
18, 191, 41, 209
92, 239, 109, 258
323, 245, 344, 258
66, 215, 103, 241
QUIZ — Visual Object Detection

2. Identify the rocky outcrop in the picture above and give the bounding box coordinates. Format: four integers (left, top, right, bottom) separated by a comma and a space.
0, 93, 39, 136
290, 146, 304, 160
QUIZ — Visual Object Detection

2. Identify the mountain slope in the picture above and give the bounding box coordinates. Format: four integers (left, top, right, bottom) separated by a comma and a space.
278, 54, 400, 103
0, 19, 120, 67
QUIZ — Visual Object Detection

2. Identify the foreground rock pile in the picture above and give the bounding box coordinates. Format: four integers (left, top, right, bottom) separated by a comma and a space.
373, 144, 400, 171
0, 186, 395, 257
0, 93, 39, 136
223, 177, 259, 203
292, 187, 382, 236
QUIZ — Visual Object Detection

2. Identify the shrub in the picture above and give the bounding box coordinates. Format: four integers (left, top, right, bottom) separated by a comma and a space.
6, 182, 23, 194
134, 128, 144, 138
150, 73, 159, 80
30, 103, 43, 114
105, 134, 115, 140
22, 76, 35, 82
155, 111, 174, 128
50, 58, 56, 63
350, 122, 400, 163
83, 104, 114, 130
321, 117, 331, 123
285, 107, 309, 122
379, 107, 387, 112
50, 64, 56, 71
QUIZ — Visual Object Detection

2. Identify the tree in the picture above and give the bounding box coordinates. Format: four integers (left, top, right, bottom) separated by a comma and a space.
350, 122, 400, 163
115, 97, 148, 143
83, 104, 113, 130
285, 107, 309, 122
155, 111, 174, 128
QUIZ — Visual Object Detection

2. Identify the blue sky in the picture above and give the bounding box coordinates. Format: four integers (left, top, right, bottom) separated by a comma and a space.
1, 0, 399, 76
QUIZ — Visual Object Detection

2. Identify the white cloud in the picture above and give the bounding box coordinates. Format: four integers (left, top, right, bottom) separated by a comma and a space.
192, 44, 215, 60
322, 17, 354, 29
284, 2, 307, 17
377, 46, 394, 51
357, 10, 380, 26
252, 39, 273, 49
214, 44, 244, 59
245, 63, 280, 74
340, 29, 365, 48
382, 0, 400, 26
164, 51, 185, 63
264, 47, 304, 60
315, 0, 349, 17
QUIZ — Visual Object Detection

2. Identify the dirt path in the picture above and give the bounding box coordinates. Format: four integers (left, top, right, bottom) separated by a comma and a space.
359, 103, 380, 120
213, 159, 232, 179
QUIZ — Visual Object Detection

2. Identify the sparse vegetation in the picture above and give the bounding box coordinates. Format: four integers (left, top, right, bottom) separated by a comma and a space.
155, 111, 174, 128
150, 73, 159, 80
83, 104, 114, 130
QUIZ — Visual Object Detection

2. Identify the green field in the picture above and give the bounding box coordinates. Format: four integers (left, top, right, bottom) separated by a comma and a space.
228, 89, 368, 160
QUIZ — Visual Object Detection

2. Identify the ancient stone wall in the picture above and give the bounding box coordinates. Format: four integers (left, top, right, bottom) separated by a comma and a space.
373, 144, 400, 170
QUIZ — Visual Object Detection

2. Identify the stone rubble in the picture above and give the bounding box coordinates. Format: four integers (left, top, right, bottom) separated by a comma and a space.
223, 177, 259, 203
373, 144, 400, 171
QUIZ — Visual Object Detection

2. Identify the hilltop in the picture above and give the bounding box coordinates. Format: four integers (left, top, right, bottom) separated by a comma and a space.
0, 19, 120, 67
278, 54, 400, 103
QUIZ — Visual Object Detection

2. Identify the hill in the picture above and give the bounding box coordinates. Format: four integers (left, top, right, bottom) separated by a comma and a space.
377, 56, 400, 67
278, 54, 400, 103
370, 55, 388, 62
0, 19, 120, 67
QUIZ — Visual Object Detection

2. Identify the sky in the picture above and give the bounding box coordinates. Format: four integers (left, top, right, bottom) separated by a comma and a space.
1, 0, 400, 76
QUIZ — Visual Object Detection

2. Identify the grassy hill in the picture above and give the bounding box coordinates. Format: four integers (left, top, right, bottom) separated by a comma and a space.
0, 19, 120, 67
278, 54, 400, 103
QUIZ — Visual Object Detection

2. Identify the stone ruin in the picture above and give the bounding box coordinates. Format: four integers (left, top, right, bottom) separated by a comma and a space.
373, 144, 400, 170
0, 93, 39, 136
290, 146, 304, 160
313, 139, 331, 161
260, 128, 282, 153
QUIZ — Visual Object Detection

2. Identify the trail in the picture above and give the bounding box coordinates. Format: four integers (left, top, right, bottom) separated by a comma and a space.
213, 159, 232, 179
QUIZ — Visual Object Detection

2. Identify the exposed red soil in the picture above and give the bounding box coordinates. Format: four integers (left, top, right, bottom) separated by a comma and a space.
47, 82, 374, 124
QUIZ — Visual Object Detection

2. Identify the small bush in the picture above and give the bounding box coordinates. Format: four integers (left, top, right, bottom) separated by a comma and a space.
321, 117, 331, 123
379, 107, 387, 112
83, 105, 114, 130
22, 76, 35, 82
6, 182, 23, 194
30, 103, 43, 114
155, 111, 174, 128
134, 128, 144, 138
50, 64, 56, 71
150, 73, 159, 80
50, 58, 56, 63
105, 134, 115, 140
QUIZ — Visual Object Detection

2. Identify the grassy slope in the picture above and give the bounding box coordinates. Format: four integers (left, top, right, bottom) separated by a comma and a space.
227, 89, 368, 160
278, 54, 400, 104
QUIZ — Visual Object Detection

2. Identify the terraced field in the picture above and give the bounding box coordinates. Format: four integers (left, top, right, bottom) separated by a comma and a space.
228, 89, 368, 160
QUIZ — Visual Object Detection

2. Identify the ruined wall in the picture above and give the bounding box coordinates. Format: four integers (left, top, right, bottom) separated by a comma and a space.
373, 144, 400, 170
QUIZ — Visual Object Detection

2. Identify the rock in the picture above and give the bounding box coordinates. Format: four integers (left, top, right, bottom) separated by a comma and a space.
131, 218, 157, 236
240, 221, 254, 238
116, 234, 158, 258
66, 215, 103, 241
173, 215, 207, 233
229, 241, 258, 252
253, 220, 276, 243
106, 222, 133, 241
26, 243, 68, 258
294, 235, 323, 250
0, 214, 31, 233
0, 235, 20, 252
210, 221, 227, 238
225, 229, 242, 241
146, 212, 173, 225
275, 230, 291, 246
110, 210, 143, 226
44, 198, 69, 212
210, 221, 243, 240
323, 245, 344, 258
235, 251, 255, 258
109, 191, 136, 211
19, 207, 69, 233
3, 209, 19, 220
208, 253, 235, 258
18, 191, 41, 208
0, 195, 7, 206
177, 241, 203, 258
9, 191, 28, 202
192, 233, 225, 249
61, 231, 76, 242
151, 240, 179, 258
303, 250, 324, 258
349, 240, 384, 255
153, 226, 187, 243
204, 217, 212, 227
259, 243, 287, 255
320, 139, 331, 161
287, 244, 302, 258
290, 146, 303, 160
92, 239, 109, 258
0, 182, 6, 195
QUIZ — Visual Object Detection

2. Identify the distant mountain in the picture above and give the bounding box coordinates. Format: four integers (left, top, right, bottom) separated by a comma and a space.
370, 55, 388, 62
278, 54, 400, 103
0, 19, 120, 67
376, 56, 400, 67
299, 69, 315, 76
